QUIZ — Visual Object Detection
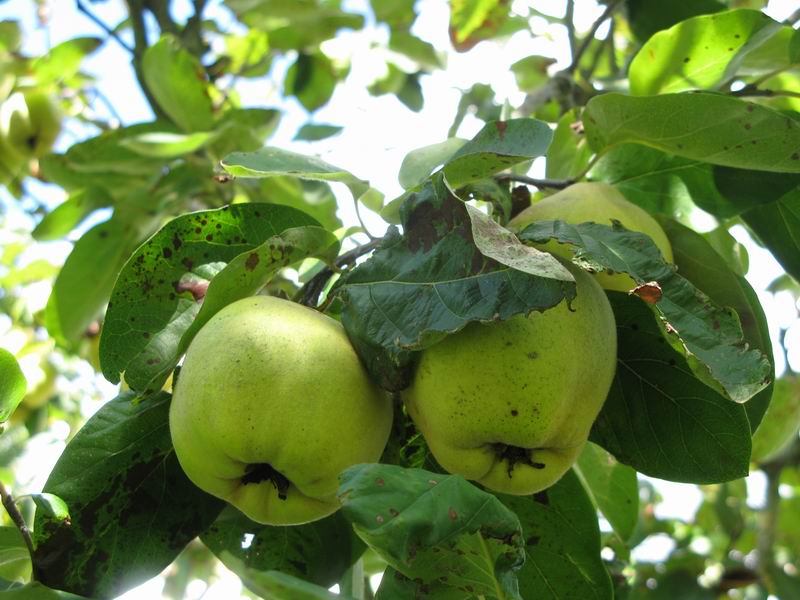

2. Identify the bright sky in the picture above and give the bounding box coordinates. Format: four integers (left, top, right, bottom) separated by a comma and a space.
0, 1, 798, 598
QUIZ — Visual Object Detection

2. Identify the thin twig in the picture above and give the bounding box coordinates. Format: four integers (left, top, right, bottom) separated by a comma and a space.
564, 0, 577, 63
566, 0, 623, 74
353, 197, 378, 240
76, 0, 133, 53
0, 481, 35, 564
125, 0, 170, 122
495, 173, 575, 190
299, 238, 383, 308
732, 87, 800, 99
756, 462, 781, 583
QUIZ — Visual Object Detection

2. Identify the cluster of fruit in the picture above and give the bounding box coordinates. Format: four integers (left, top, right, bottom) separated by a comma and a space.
169, 183, 674, 526
0, 89, 61, 189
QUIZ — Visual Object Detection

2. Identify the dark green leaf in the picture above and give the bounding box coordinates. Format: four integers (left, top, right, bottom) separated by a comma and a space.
201, 507, 363, 589
46, 216, 144, 345
574, 442, 639, 543
396, 72, 424, 112
590, 293, 751, 483
293, 123, 343, 141
253, 177, 342, 232
142, 35, 214, 132
742, 186, 800, 281
629, 9, 783, 95
545, 109, 592, 180
659, 217, 774, 430
99, 204, 319, 391
0, 583, 88, 600
443, 118, 553, 188
338, 463, 525, 599
284, 52, 338, 113
212, 108, 281, 155
712, 166, 800, 215
374, 567, 468, 599
32, 392, 225, 598
520, 219, 771, 402
0, 349, 25, 423
333, 175, 574, 390
503, 471, 613, 599
584, 92, 800, 173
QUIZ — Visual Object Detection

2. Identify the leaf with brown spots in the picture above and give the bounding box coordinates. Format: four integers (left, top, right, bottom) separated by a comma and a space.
338, 463, 524, 599
32, 392, 224, 599
519, 219, 771, 403
99, 204, 320, 393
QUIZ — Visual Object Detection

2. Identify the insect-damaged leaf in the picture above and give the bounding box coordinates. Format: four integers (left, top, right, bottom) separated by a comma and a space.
338, 463, 525, 599
99, 204, 321, 392
32, 392, 224, 599
332, 174, 575, 391
518, 219, 771, 403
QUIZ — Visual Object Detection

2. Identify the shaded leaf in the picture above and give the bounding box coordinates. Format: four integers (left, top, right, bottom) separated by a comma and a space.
398, 138, 467, 190
545, 109, 592, 180
142, 35, 214, 132
519, 219, 771, 403
32, 392, 225, 598
0, 583, 88, 599
625, 0, 725, 42
31, 188, 111, 241
338, 463, 524, 599
742, 186, 800, 282
0, 527, 30, 583
119, 131, 219, 158
284, 52, 338, 113
584, 92, 800, 173
590, 293, 751, 483
503, 471, 613, 599
293, 123, 343, 141
218, 561, 346, 600
99, 204, 319, 392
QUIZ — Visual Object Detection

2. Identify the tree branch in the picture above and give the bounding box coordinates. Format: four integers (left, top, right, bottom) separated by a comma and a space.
494, 173, 575, 190
566, 0, 623, 74
299, 238, 383, 308
125, 0, 170, 121
76, 0, 133, 53
0, 481, 35, 566
564, 0, 577, 63
732, 86, 800, 99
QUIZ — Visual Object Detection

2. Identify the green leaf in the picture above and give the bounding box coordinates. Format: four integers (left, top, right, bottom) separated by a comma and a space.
32, 37, 102, 85
443, 118, 552, 188
32, 392, 225, 598
222, 146, 369, 201
590, 144, 717, 218
519, 220, 771, 403
217, 561, 346, 600
375, 567, 467, 599
0, 527, 30, 583
629, 9, 783, 95
510, 55, 555, 93
625, 0, 725, 42
502, 471, 614, 599
142, 35, 214, 132
28, 494, 69, 523
659, 217, 774, 430
119, 131, 220, 158
212, 108, 281, 155
545, 109, 592, 180
751, 377, 800, 463
338, 463, 525, 599
389, 31, 444, 70
590, 293, 752, 483
31, 188, 111, 241
574, 442, 639, 543
449, 0, 527, 52
333, 175, 575, 391
0, 349, 25, 423
398, 138, 467, 190
201, 507, 363, 590
46, 216, 143, 345
712, 166, 800, 215
99, 204, 319, 392
584, 92, 800, 173
0, 583, 88, 599
293, 123, 343, 141
742, 186, 800, 282
284, 52, 338, 113
253, 177, 342, 232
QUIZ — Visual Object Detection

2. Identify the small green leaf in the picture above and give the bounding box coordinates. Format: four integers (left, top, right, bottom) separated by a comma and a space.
629, 9, 783, 95
32, 37, 102, 85
284, 52, 338, 113
397, 137, 466, 190
31, 188, 110, 241
545, 109, 592, 180
338, 463, 525, 599
293, 123, 343, 141
519, 220, 771, 403
584, 92, 800, 173
443, 118, 553, 188
510, 55, 555, 93
99, 204, 319, 392
449, 0, 527, 52
28, 494, 69, 523
0, 350, 25, 423
143, 35, 214, 132
0, 527, 31, 583
574, 443, 639, 543
32, 392, 225, 598
222, 146, 369, 201
591, 293, 751, 483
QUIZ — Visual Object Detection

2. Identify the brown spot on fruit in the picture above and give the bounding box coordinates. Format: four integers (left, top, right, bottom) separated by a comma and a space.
245, 253, 260, 271
511, 409, 519, 416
